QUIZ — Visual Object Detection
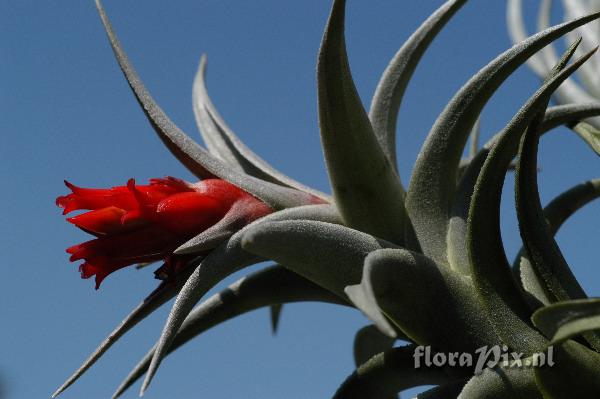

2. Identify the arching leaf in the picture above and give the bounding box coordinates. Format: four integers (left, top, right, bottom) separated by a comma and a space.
317, 0, 410, 246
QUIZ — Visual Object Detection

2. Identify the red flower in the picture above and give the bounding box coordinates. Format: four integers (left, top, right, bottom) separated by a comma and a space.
56, 177, 273, 289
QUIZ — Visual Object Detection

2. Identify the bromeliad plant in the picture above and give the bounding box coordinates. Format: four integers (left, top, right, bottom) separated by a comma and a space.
54, 0, 600, 397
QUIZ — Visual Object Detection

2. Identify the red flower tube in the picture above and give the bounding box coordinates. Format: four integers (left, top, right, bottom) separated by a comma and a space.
56, 177, 273, 289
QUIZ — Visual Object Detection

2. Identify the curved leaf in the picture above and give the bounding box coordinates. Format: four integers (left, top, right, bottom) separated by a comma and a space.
95, 0, 318, 210
571, 121, 600, 155
353, 325, 396, 368
514, 178, 600, 309
333, 345, 458, 399
369, 0, 467, 169
317, 0, 410, 246
241, 220, 397, 300
458, 366, 541, 399
406, 7, 600, 265
192, 55, 329, 199
507, 0, 600, 132
112, 265, 348, 398
467, 46, 596, 353
346, 249, 498, 352
449, 103, 600, 275
532, 298, 600, 345
51, 265, 195, 398
535, 340, 600, 397
140, 205, 342, 394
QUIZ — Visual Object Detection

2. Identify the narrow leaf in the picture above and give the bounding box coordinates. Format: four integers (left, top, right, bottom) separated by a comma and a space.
333, 345, 459, 399
140, 205, 341, 394
95, 0, 319, 210
458, 366, 541, 399
535, 340, 600, 397
369, 0, 467, 169
193, 55, 329, 199
346, 249, 499, 352
532, 298, 600, 345
467, 46, 596, 353
514, 178, 600, 309
571, 121, 600, 155
406, 8, 600, 265
51, 265, 195, 398
112, 265, 348, 398
353, 325, 396, 368
317, 0, 410, 246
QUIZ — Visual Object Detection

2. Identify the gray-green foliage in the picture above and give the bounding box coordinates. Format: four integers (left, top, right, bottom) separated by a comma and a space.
54, 1, 600, 398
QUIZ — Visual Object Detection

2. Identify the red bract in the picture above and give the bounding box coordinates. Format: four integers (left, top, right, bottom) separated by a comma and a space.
56, 177, 273, 289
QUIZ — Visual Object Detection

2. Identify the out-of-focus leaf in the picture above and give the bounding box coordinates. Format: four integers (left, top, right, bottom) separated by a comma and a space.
317, 0, 410, 246
535, 340, 600, 397
95, 0, 319, 210
192, 55, 329, 200
532, 298, 600, 345
139, 205, 342, 394
458, 366, 541, 399
333, 345, 459, 399
468, 45, 594, 354
353, 325, 396, 368
406, 7, 600, 266
346, 249, 498, 352
51, 265, 195, 398
507, 0, 600, 130
369, 0, 466, 169
112, 265, 348, 398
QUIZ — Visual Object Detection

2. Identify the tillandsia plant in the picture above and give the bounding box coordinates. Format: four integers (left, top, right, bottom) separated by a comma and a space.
53, 0, 600, 397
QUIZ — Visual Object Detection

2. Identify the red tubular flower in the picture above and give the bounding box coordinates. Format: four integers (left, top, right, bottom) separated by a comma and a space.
56, 177, 273, 289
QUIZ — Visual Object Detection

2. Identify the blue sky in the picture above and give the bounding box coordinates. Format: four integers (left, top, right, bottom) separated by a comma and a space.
2, 0, 600, 398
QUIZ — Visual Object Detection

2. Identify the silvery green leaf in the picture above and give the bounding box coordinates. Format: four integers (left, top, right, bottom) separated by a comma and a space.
241, 220, 397, 299
467, 46, 594, 354
140, 205, 341, 395
333, 345, 458, 399
51, 268, 194, 398
534, 340, 600, 397
346, 249, 498, 352
317, 0, 410, 246
515, 101, 588, 304
192, 55, 329, 200
369, 0, 467, 169
513, 49, 600, 351
532, 298, 600, 345
571, 121, 600, 155
514, 178, 600, 309
450, 103, 600, 277
457, 366, 541, 399
95, 0, 319, 210
407, 5, 600, 266
112, 265, 348, 398
353, 325, 397, 368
